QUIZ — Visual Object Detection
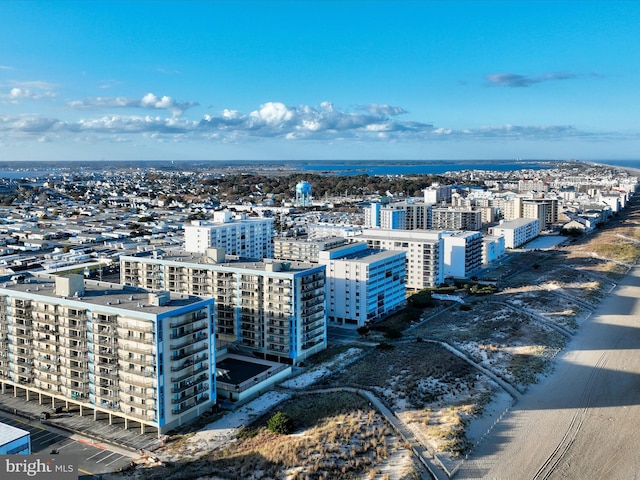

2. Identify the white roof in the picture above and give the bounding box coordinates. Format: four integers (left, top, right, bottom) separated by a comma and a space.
0, 422, 30, 446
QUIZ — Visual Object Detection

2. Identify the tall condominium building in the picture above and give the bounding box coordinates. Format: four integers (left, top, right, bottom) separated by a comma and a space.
273, 238, 406, 327
184, 210, 274, 259
359, 229, 444, 289
120, 250, 326, 365
441, 231, 483, 279
365, 201, 431, 230
522, 198, 559, 230
423, 183, 453, 205
0, 274, 215, 437
431, 207, 483, 231
318, 242, 406, 328
379, 206, 407, 230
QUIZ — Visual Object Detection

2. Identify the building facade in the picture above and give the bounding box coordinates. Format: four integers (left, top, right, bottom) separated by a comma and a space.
0, 274, 215, 437
317, 242, 406, 328
359, 229, 444, 289
121, 251, 326, 365
184, 211, 274, 259
488, 218, 540, 248
431, 207, 483, 231
441, 231, 483, 279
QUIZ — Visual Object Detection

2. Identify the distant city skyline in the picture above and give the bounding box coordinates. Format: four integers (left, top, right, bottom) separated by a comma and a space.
1, 0, 639, 162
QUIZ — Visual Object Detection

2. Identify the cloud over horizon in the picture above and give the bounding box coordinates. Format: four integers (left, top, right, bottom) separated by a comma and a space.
0, 100, 615, 148
69, 93, 199, 117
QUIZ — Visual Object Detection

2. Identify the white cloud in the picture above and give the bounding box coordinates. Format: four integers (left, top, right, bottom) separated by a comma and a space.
70, 93, 198, 117
0, 100, 623, 148
0, 82, 57, 103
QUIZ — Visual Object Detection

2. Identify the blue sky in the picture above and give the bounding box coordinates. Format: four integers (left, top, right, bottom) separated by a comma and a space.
1, 0, 639, 162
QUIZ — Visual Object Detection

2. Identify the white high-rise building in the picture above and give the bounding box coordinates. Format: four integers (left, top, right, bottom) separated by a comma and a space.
441, 231, 483, 279
319, 243, 405, 328
0, 273, 215, 437
273, 238, 406, 327
184, 211, 274, 259
359, 229, 444, 289
121, 251, 326, 365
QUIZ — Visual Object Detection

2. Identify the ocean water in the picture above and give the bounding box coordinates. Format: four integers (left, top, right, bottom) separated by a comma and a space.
0, 159, 639, 179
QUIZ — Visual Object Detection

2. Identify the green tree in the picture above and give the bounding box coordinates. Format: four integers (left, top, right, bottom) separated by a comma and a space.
267, 411, 294, 435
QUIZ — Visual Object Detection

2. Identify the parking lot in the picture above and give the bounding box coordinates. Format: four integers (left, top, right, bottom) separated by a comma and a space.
0, 412, 134, 478
0, 390, 163, 479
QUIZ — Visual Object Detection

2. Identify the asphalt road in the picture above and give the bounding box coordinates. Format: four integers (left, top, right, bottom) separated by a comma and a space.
0, 413, 134, 479
454, 266, 640, 479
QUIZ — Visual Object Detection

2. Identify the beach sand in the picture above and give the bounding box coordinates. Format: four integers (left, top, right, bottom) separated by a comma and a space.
453, 265, 640, 479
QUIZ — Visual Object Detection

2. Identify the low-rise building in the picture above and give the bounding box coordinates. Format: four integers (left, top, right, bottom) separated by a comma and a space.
0, 422, 30, 454
488, 218, 540, 249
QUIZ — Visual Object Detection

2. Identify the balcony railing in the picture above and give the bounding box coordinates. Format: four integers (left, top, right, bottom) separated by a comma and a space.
170, 374, 208, 394
171, 386, 209, 405
170, 332, 208, 351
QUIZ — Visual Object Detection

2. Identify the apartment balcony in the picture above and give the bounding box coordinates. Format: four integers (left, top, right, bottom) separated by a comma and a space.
171, 385, 209, 405
93, 324, 116, 335
121, 376, 155, 388
94, 335, 118, 347
171, 393, 209, 415
12, 330, 33, 341
118, 342, 154, 356
170, 332, 208, 351
12, 308, 32, 319
169, 322, 207, 339
170, 363, 208, 383
12, 352, 34, 364
170, 343, 208, 362
95, 391, 119, 402
169, 354, 208, 373
126, 396, 156, 409
60, 340, 89, 352
120, 408, 157, 422
171, 374, 208, 394
169, 312, 208, 330
266, 336, 289, 348
94, 349, 117, 363
33, 314, 58, 326
68, 370, 91, 382
302, 319, 325, 332
117, 322, 155, 334
63, 310, 87, 321
117, 354, 155, 367
95, 369, 119, 379
64, 362, 90, 374
93, 314, 118, 326
60, 317, 88, 329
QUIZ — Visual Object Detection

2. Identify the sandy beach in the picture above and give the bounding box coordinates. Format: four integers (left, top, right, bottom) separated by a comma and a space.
454, 265, 640, 479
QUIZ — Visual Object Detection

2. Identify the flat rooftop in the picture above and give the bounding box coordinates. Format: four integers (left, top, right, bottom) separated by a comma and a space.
126, 250, 319, 273
0, 421, 29, 445
216, 357, 272, 385
0, 273, 210, 314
